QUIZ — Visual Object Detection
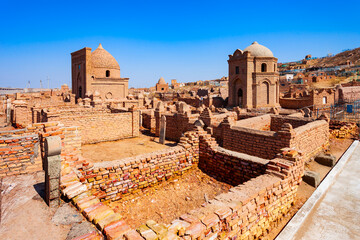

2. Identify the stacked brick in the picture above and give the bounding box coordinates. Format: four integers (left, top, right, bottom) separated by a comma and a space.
77, 131, 200, 202
61, 162, 143, 240
155, 111, 199, 142
59, 126, 310, 240
222, 115, 329, 160
329, 120, 357, 138
141, 110, 156, 133
43, 107, 139, 144
0, 121, 82, 177
0, 134, 41, 177
198, 128, 269, 186
270, 115, 311, 131
290, 120, 330, 160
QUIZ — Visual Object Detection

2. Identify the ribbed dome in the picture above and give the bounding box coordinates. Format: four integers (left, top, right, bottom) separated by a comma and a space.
158, 77, 166, 84
243, 41, 274, 57
91, 44, 120, 69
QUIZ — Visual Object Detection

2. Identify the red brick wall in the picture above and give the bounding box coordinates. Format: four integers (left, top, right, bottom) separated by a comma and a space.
222, 117, 329, 160
141, 110, 155, 133
270, 115, 311, 132
279, 97, 313, 109
77, 130, 200, 202
155, 111, 199, 142
199, 133, 269, 186
60, 127, 308, 240
290, 120, 329, 159
0, 134, 41, 177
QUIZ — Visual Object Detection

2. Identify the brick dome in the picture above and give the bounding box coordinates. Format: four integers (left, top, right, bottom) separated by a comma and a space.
158, 77, 166, 84
91, 44, 120, 70
243, 41, 274, 57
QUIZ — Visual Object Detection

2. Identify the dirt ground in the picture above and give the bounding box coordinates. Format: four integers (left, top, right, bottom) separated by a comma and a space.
82, 131, 176, 163
267, 137, 353, 239
0, 172, 71, 240
109, 168, 232, 228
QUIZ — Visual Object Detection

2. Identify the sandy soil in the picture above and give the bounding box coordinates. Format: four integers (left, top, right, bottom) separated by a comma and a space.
0, 172, 71, 240
109, 168, 232, 228
82, 132, 176, 163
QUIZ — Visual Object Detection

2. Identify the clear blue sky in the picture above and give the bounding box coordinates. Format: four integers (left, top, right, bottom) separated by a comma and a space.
1, 0, 359, 89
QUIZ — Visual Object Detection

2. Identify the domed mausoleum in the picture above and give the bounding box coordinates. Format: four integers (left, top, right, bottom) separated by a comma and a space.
71, 44, 129, 100
228, 41, 279, 108
156, 77, 169, 92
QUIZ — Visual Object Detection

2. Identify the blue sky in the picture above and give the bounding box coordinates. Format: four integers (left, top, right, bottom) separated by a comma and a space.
1, 0, 359, 88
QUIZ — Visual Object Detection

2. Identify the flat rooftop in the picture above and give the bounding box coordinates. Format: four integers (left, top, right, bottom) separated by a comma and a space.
276, 140, 360, 240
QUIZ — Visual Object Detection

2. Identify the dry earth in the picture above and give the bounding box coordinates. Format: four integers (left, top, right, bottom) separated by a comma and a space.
82, 132, 175, 163
109, 168, 232, 228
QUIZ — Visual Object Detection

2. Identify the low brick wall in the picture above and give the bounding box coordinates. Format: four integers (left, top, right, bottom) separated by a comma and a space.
0, 121, 82, 177
43, 108, 139, 144
222, 116, 329, 160
279, 97, 313, 109
0, 134, 41, 177
199, 146, 269, 186
59, 127, 307, 240
78, 131, 200, 202
270, 115, 311, 131
141, 110, 156, 133
290, 120, 330, 159
155, 111, 199, 142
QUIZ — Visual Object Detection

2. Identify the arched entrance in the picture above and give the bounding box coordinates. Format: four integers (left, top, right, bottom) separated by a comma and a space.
237, 88, 243, 107
259, 81, 269, 105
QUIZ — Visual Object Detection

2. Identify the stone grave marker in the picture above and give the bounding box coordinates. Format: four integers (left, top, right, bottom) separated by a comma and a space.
159, 115, 166, 144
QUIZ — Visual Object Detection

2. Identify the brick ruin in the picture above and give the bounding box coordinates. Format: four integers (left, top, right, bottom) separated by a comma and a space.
0, 89, 332, 239
0, 41, 343, 240
59, 126, 309, 240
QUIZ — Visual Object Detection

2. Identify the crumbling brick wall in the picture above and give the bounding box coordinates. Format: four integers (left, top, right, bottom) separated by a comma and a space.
155, 111, 199, 142
0, 121, 82, 177
279, 97, 313, 109
141, 110, 156, 132
77, 131, 200, 202
222, 116, 329, 160
270, 115, 311, 131
60, 126, 308, 240
198, 131, 269, 186
0, 134, 41, 177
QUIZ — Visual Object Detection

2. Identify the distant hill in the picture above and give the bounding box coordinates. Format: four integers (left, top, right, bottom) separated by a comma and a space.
311, 47, 360, 67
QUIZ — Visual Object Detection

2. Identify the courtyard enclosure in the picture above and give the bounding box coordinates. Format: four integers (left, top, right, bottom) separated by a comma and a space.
60, 126, 308, 240
222, 114, 329, 160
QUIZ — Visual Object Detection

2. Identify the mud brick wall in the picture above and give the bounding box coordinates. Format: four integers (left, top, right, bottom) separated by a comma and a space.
198, 131, 269, 186
135, 149, 306, 240
222, 118, 329, 160
59, 127, 309, 240
43, 108, 139, 144
78, 131, 200, 202
279, 97, 313, 110
12, 103, 32, 127
141, 110, 156, 133
25, 122, 81, 156
270, 115, 311, 132
222, 124, 285, 159
155, 111, 199, 142
0, 134, 41, 177
290, 120, 329, 159
62, 126, 82, 155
